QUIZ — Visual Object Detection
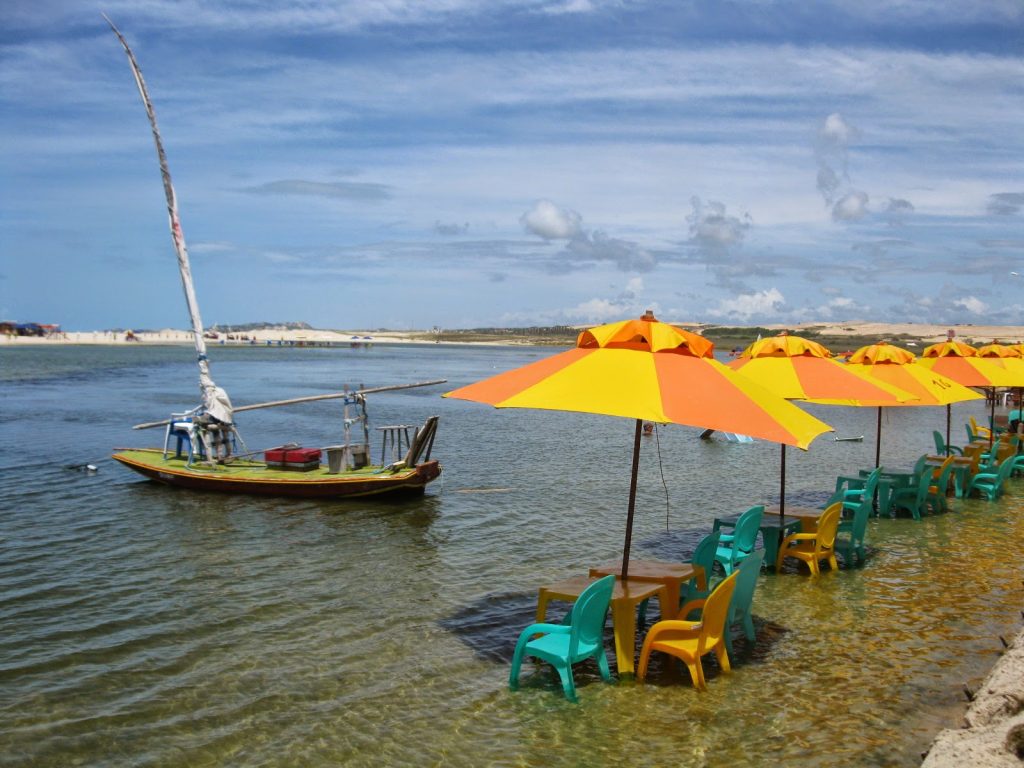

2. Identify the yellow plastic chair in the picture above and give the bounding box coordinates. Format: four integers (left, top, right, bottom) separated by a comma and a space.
969, 415, 992, 441
637, 571, 738, 690
775, 503, 841, 576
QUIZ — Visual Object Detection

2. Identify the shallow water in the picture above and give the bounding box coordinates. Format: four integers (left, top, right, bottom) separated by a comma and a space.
1, 343, 1022, 766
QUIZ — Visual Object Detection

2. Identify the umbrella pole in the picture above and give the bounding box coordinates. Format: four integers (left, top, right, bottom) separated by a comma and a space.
990, 388, 996, 451
946, 404, 952, 456
778, 443, 786, 553
620, 419, 643, 582
875, 406, 882, 468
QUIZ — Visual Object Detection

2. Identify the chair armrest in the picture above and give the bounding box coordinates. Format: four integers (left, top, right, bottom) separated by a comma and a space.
677, 598, 706, 619
644, 619, 702, 643
518, 622, 569, 639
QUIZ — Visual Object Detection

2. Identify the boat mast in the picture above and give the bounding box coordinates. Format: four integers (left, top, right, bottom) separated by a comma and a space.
105, 16, 220, 413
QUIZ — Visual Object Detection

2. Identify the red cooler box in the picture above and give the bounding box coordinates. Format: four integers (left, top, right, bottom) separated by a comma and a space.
265, 446, 321, 471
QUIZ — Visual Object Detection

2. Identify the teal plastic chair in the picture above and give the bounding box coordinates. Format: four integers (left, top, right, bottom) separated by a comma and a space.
842, 468, 880, 514
637, 530, 721, 629
964, 458, 1016, 501
510, 575, 615, 702
933, 430, 963, 456
889, 470, 933, 520
681, 549, 765, 656
834, 493, 871, 565
929, 456, 958, 513
714, 505, 764, 575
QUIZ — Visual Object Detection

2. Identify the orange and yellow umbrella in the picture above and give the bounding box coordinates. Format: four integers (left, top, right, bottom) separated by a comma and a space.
445, 313, 832, 578
844, 341, 982, 463
728, 332, 916, 517
918, 340, 1017, 449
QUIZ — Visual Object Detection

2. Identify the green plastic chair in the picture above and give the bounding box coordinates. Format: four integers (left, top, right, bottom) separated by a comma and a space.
509, 575, 615, 702
889, 469, 936, 520
841, 468, 880, 514
933, 430, 963, 456
681, 549, 765, 655
965, 458, 1016, 501
637, 530, 721, 629
928, 456, 957, 512
834, 493, 871, 565
714, 505, 764, 575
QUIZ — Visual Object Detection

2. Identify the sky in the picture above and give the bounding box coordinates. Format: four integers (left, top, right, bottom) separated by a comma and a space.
2, 1, 1023, 331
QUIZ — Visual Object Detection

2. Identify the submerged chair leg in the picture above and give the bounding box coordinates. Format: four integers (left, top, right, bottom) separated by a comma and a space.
595, 650, 612, 683
555, 662, 577, 702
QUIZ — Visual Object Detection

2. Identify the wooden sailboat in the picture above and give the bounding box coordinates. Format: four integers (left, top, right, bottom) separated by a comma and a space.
106, 18, 442, 499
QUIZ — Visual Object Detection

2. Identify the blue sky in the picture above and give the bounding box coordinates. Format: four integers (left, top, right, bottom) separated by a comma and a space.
2, 1, 1023, 331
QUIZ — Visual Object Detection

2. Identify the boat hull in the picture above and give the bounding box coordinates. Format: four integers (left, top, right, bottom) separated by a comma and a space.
112, 449, 441, 499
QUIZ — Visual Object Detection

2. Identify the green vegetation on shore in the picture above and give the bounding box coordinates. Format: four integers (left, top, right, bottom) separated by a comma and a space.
406, 324, 924, 352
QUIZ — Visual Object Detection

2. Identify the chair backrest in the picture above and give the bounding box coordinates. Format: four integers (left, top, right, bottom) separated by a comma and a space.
912, 454, 929, 478
568, 575, 615, 657
996, 456, 1016, 486
728, 549, 765, 625
815, 503, 842, 551
697, 571, 739, 655
733, 505, 765, 554
931, 455, 956, 492
911, 466, 934, 502
860, 467, 880, 498
848, 493, 871, 544
933, 430, 945, 455
691, 530, 721, 584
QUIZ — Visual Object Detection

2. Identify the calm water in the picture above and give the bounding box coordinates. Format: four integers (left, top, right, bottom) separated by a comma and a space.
2, 343, 1022, 767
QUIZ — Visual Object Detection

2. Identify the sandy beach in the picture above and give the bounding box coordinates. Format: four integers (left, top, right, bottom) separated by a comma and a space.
6, 321, 1024, 348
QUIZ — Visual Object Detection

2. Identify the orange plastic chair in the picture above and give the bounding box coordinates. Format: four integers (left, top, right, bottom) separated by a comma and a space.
775, 502, 841, 575
636, 571, 738, 689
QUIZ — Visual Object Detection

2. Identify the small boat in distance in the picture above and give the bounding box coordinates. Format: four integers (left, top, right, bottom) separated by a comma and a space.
106, 18, 442, 499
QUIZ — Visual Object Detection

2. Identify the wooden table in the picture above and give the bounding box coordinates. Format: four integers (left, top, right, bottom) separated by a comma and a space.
588, 559, 699, 621
536, 576, 668, 676
765, 505, 824, 533
713, 512, 801, 570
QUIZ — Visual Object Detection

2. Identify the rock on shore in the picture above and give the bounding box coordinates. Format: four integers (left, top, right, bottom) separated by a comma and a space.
922, 628, 1024, 767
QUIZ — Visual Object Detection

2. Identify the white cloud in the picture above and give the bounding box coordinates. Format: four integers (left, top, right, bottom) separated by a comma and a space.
819, 112, 859, 148
687, 198, 751, 249
832, 190, 869, 221
621, 276, 644, 298
709, 288, 786, 320
954, 295, 988, 314
520, 200, 583, 240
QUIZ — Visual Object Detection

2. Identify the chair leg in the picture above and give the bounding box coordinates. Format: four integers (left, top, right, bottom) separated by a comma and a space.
742, 614, 756, 643
554, 661, 578, 702
715, 642, 731, 674
637, 643, 653, 681
509, 649, 525, 690
594, 650, 612, 683
686, 659, 706, 691
808, 557, 819, 577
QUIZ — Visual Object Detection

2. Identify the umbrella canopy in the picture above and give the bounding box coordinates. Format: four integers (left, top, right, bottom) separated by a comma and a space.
729, 333, 916, 405
844, 341, 983, 465
918, 340, 1018, 449
444, 312, 832, 579
916, 341, 1015, 387
728, 332, 916, 518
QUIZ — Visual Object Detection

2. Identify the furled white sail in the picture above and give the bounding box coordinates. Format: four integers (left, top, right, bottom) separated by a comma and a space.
106, 16, 224, 418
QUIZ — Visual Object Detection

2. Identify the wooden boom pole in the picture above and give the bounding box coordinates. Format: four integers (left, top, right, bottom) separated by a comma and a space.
132, 379, 448, 429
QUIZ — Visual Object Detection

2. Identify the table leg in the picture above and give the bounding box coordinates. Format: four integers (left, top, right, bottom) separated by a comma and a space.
762, 528, 779, 569
535, 589, 550, 624
610, 597, 637, 676
662, 580, 681, 619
